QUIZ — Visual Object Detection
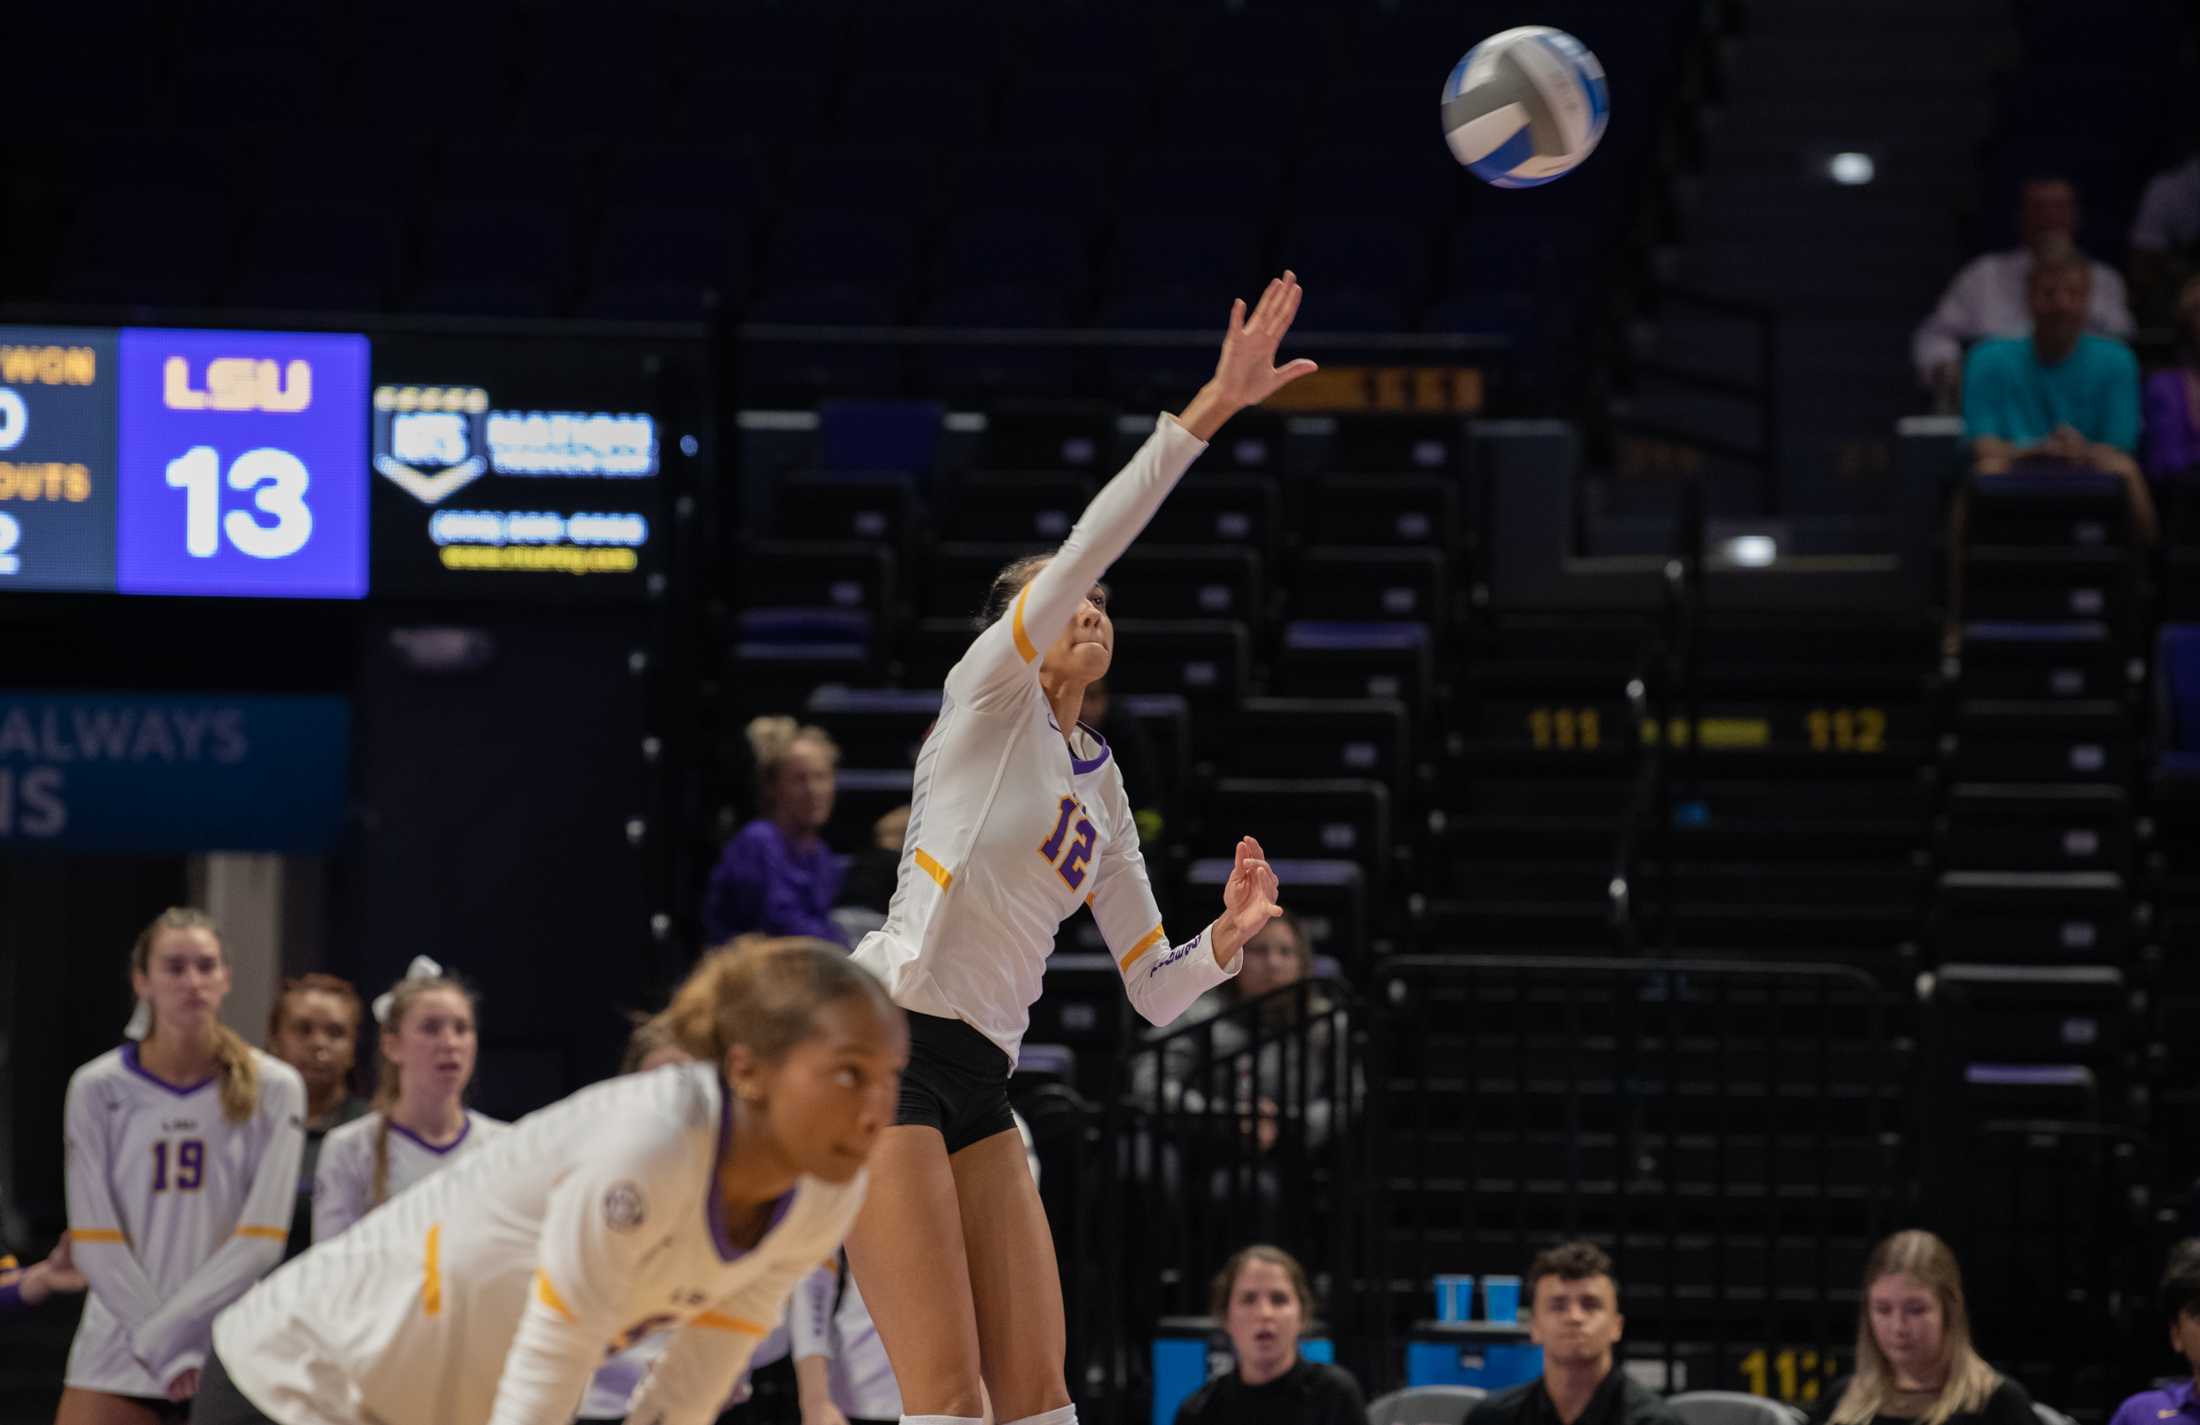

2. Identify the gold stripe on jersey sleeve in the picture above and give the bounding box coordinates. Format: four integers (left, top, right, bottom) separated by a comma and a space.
693, 1310, 770, 1336
914, 848, 953, 890
234, 1225, 286, 1241
534, 1269, 578, 1324
1118, 924, 1167, 973
70, 1228, 128, 1244
422, 1225, 443, 1318
1011, 582, 1038, 663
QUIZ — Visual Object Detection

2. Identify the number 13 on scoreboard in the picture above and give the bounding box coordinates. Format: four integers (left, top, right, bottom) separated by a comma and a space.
165, 446, 314, 560
116, 329, 368, 599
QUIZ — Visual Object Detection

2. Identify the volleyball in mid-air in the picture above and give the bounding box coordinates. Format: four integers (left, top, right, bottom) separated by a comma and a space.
1441, 26, 1609, 187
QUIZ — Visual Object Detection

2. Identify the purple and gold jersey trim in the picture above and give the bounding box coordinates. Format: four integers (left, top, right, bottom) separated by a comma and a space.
422, 1225, 443, 1318
121, 1041, 218, 1097
1118, 923, 1167, 973
387, 1115, 473, 1157
705, 1078, 798, 1264
913, 848, 953, 890
694, 1309, 770, 1335
1011, 583, 1039, 663
534, 1268, 576, 1323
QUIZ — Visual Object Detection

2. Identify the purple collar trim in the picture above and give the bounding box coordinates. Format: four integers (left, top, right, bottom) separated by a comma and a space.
121, 1041, 218, 1098
385, 1113, 472, 1156
1070, 723, 1112, 775
1045, 713, 1112, 775
707, 1077, 798, 1263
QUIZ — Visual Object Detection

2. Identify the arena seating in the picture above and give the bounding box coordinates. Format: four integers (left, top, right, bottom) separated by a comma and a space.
11, 0, 2200, 1418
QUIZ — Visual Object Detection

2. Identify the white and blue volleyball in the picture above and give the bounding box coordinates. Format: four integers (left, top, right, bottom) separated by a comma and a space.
1441, 27, 1609, 187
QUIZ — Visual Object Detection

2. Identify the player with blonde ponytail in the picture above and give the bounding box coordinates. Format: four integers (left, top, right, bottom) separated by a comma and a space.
58, 909, 306, 1425
310, 957, 505, 1244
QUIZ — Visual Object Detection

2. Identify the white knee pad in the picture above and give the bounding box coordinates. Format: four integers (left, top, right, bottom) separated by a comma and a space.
1001, 1409, 1078, 1425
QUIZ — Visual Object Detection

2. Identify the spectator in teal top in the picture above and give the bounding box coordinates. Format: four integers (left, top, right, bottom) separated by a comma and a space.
1963, 238, 2155, 542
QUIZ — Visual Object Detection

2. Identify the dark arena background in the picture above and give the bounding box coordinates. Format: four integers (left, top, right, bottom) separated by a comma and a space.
3, 1, 2198, 1423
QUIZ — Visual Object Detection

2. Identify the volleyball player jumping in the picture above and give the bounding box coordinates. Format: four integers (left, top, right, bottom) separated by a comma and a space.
847, 271, 1316, 1425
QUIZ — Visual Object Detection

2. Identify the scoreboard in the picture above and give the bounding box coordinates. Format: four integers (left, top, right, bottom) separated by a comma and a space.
0, 324, 681, 602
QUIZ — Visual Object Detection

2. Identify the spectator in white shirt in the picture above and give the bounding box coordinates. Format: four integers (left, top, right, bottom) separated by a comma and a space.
2130, 150, 2200, 327
1914, 176, 2133, 402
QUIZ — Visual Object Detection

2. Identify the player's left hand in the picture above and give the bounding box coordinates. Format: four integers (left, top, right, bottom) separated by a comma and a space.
1211, 836, 1282, 968
165, 1368, 201, 1401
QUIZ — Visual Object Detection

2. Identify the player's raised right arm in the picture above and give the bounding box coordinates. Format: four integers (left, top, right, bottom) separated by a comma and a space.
1174, 269, 1318, 440
948, 272, 1314, 708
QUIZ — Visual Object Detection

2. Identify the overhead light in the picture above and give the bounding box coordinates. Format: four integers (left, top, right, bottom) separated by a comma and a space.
1722, 534, 1778, 567
1828, 152, 1875, 186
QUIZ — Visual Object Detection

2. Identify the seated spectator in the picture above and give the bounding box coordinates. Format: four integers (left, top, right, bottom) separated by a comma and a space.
1812, 1230, 2034, 1425
264, 973, 368, 1260
0, 1236, 86, 1315
1134, 911, 1356, 1153
1916, 176, 2133, 402
1469, 1241, 1679, 1425
1964, 241, 2156, 541
2144, 278, 2200, 482
704, 716, 847, 947
2108, 1239, 2200, 1425
2130, 146, 2200, 327
1174, 1244, 1366, 1425
835, 803, 911, 940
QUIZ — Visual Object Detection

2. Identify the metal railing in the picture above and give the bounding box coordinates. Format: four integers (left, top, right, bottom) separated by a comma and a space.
1619, 285, 1784, 517
1095, 977, 1370, 1418
1367, 955, 1899, 1400
1944, 1121, 2154, 1423
1611, 478, 1708, 954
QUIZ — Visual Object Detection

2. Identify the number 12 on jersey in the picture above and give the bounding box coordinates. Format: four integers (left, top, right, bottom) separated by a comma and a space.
1037, 796, 1097, 892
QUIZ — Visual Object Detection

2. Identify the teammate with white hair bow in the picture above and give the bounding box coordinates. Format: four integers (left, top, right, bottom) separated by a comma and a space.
310, 957, 505, 1243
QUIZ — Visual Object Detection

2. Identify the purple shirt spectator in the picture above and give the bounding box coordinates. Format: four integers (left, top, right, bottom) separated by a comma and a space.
2146, 369, 2200, 480
703, 818, 846, 947
2109, 1380, 2199, 1425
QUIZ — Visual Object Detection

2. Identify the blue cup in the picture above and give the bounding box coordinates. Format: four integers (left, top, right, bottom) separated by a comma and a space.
1433, 1274, 1475, 1322
1482, 1274, 1522, 1323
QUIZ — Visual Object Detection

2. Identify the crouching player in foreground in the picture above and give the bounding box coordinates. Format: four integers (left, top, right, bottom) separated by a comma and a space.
192, 940, 908, 1425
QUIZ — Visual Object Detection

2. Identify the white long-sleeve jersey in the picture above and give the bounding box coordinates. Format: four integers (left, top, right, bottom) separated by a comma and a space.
853, 416, 1241, 1059
791, 1262, 901, 1419
62, 1042, 307, 1393
212, 1061, 865, 1425
311, 1108, 506, 1243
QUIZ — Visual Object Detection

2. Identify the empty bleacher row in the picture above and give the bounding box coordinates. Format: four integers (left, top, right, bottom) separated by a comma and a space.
4, 0, 1720, 408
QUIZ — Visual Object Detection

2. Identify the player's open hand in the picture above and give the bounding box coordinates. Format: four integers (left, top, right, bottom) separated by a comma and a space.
1211, 835, 1283, 969
1211, 272, 1318, 409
